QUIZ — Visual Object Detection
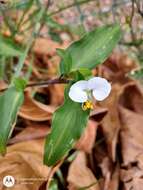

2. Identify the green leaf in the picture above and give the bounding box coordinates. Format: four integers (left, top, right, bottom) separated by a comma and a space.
0, 86, 24, 154
57, 48, 72, 74
13, 77, 27, 91
60, 24, 121, 74
45, 17, 64, 30
78, 68, 92, 78
44, 86, 89, 166
0, 36, 23, 57
68, 24, 86, 37
49, 179, 58, 190
2, 0, 34, 10
130, 68, 143, 81
20, 0, 35, 10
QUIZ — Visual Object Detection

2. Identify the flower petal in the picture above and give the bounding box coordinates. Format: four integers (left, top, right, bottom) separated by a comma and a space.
88, 77, 111, 101
71, 80, 88, 90
69, 80, 88, 103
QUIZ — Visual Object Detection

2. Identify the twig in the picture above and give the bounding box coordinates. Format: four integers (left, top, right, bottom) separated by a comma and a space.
74, 0, 86, 24
129, 0, 136, 41
0, 78, 70, 92
14, 0, 51, 79
26, 78, 70, 88
38, 0, 51, 33
135, 0, 143, 18
48, 0, 95, 16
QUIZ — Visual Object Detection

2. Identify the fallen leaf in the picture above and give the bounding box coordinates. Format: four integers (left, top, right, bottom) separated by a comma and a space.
33, 38, 67, 55
119, 83, 143, 114
108, 165, 119, 190
100, 84, 121, 161
0, 139, 51, 190
19, 93, 55, 121
47, 84, 64, 106
90, 107, 108, 122
75, 120, 98, 153
119, 106, 143, 166
120, 167, 143, 190
102, 53, 137, 82
9, 125, 50, 144
99, 157, 113, 190
98, 157, 119, 190
118, 83, 143, 166
67, 151, 100, 190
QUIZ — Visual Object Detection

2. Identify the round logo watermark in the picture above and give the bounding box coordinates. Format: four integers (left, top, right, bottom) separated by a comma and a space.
3, 175, 15, 187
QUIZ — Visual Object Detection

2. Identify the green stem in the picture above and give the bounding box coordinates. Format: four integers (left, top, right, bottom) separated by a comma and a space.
14, 36, 33, 78
48, 0, 96, 16
0, 56, 5, 79
13, 1, 50, 79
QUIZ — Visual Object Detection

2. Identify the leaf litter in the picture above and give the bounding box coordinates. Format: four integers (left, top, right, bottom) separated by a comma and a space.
0, 49, 142, 190
0, 6, 143, 190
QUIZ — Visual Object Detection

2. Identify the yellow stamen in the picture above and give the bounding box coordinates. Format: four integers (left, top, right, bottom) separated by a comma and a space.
82, 100, 94, 111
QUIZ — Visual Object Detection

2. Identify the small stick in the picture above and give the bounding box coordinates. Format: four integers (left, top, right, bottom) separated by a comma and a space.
0, 78, 71, 92
26, 78, 70, 88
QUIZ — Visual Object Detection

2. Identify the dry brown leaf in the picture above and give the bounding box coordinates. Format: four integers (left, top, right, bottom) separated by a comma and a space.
34, 38, 59, 55
9, 125, 50, 144
120, 167, 143, 190
94, 141, 118, 190
100, 84, 121, 161
33, 37, 69, 79
118, 83, 143, 166
117, 82, 143, 190
99, 157, 113, 190
31, 54, 60, 79
67, 151, 100, 190
98, 157, 119, 190
119, 83, 143, 114
0, 80, 7, 91
119, 106, 143, 166
75, 120, 97, 153
102, 53, 137, 82
0, 139, 51, 190
90, 107, 108, 122
19, 93, 55, 121
33, 38, 68, 55
108, 165, 119, 190
47, 84, 64, 106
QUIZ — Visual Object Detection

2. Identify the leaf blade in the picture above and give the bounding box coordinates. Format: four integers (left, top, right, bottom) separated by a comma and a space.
44, 88, 89, 166
0, 36, 23, 57
60, 24, 121, 74
0, 86, 24, 154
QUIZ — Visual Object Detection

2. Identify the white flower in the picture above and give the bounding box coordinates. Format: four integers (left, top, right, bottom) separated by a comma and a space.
69, 77, 111, 110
